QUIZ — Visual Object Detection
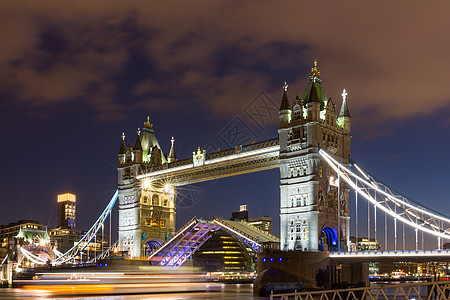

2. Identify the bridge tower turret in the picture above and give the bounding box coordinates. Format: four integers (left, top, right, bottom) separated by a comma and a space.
118, 117, 176, 258
279, 61, 351, 252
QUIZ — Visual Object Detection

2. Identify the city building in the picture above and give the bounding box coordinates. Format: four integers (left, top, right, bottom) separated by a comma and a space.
248, 216, 272, 234
0, 220, 48, 260
192, 230, 253, 273
278, 61, 351, 251
48, 227, 82, 253
230, 205, 249, 222
57, 193, 76, 229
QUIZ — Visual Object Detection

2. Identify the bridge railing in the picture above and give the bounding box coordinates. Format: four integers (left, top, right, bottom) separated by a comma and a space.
331, 249, 450, 258
270, 280, 450, 300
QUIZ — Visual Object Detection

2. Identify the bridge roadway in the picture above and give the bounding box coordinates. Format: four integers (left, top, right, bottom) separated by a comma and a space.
330, 249, 450, 262
137, 138, 280, 186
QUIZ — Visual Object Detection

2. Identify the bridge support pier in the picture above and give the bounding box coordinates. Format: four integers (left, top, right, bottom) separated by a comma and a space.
254, 251, 368, 296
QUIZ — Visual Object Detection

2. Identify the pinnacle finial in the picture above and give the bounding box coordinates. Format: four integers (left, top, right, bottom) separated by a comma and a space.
121, 132, 125, 141
171, 136, 175, 145
311, 60, 320, 79
342, 89, 347, 102
137, 128, 141, 136
283, 82, 288, 92
144, 116, 153, 129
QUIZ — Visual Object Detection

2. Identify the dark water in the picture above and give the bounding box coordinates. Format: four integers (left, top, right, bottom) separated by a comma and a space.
0, 283, 268, 300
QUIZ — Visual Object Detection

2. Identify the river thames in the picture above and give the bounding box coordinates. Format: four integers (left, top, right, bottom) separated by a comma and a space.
0, 283, 267, 299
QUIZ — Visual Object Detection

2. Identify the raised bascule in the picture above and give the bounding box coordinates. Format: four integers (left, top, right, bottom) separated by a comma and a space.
116, 61, 351, 258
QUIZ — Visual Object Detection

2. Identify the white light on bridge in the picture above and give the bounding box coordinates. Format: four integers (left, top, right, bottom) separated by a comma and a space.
142, 179, 152, 189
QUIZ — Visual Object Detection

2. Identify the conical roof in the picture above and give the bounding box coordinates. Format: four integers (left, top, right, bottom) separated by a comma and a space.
168, 137, 177, 162
339, 97, 351, 118
303, 82, 320, 104
279, 89, 290, 111
118, 133, 126, 154
134, 130, 142, 150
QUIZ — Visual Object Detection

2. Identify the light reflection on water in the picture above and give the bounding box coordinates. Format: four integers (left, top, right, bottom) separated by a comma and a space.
0, 283, 268, 300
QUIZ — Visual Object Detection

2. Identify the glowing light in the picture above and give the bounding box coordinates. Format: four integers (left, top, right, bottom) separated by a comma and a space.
164, 184, 172, 193
142, 180, 151, 189
57, 193, 76, 203
341, 89, 347, 102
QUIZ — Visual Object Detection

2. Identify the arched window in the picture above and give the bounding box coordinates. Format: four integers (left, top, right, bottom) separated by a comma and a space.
152, 194, 159, 206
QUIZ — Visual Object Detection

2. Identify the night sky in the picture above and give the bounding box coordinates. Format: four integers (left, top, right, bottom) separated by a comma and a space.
1, 1, 449, 250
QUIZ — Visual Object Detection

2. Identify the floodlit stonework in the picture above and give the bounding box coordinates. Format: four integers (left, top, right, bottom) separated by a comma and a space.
278, 61, 351, 251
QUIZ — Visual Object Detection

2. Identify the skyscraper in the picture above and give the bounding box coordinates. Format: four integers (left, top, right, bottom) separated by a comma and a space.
57, 193, 76, 229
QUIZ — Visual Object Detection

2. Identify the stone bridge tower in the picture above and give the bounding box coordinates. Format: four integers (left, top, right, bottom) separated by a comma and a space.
278, 61, 351, 252
117, 118, 177, 258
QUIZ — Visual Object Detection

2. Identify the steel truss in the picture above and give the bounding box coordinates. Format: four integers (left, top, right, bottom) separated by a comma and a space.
270, 280, 450, 300
138, 141, 280, 186
87, 240, 119, 263
148, 217, 280, 270
51, 190, 118, 264
320, 149, 450, 240
149, 218, 220, 270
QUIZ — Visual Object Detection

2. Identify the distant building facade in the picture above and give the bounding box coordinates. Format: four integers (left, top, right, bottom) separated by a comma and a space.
249, 216, 272, 234
57, 193, 76, 229
193, 230, 253, 272
0, 220, 48, 259
231, 205, 249, 222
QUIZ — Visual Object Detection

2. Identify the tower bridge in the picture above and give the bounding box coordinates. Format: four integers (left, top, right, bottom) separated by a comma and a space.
116, 60, 351, 258
8, 61, 450, 271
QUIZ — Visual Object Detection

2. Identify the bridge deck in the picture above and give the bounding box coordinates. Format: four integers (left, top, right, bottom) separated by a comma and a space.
330, 249, 450, 262
137, 138, 280, 186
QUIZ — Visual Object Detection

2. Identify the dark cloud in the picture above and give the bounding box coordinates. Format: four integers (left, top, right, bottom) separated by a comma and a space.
1, 0, 449, 128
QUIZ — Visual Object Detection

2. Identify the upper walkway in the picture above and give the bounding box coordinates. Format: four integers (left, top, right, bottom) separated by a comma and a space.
137, 138, 279, 186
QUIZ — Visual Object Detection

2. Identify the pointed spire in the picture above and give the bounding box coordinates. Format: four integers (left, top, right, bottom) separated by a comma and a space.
168, 136, 177, 163
279, 82, 291, 111
310, 60, 321, 80
339, 89, 351, 118
134, 128, 142, 150
303, 82, 320, 105
118, 133, 126, 154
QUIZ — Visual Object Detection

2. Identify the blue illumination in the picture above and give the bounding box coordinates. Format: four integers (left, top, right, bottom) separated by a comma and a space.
270, 258, 273, 262
105, 263, 108, 267
322, 227, 338, 246
279, 258, 283, 262
263, 258, 267, 262
118, 264, 121, 266
100, 264, 102, 267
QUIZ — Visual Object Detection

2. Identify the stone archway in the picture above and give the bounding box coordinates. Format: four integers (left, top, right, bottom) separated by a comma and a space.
320, 225, 338, 252
144, 239, 163, 257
